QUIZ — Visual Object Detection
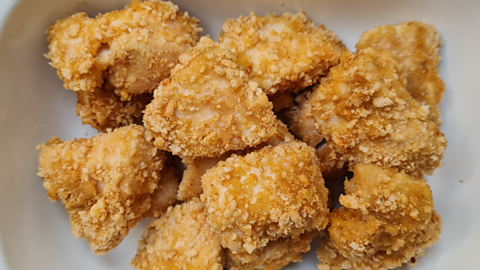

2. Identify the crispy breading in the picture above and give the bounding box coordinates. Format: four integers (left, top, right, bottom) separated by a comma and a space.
356, 21, 444, 125
131, 199, 224, 270
76, 86, 152, 132
177, 120, 295, 201
143, 165, 179, 218
219, 11, 347, 95
317, 163, 442, 270
46, 0, 201, 100
143, 37, 278, 162
36, 125, 166, 254
226, 230, 318, 270
293, 48, 446, 175
201, 142, 329, 254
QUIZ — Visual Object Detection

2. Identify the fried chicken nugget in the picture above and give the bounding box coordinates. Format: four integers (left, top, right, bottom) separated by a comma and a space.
46, 0, 201, 100
36, 125, 166, 254
219, 11, 347, 95
143, 37, 278, 162
177, 120, 295, 201
202, 142, 329, 254
356, 21, 445, 125
226, 230, 318, 270
131, 198, 224, 270
317, 163, 442, 270
293, 48, 447, 175
76, 86, 152, 132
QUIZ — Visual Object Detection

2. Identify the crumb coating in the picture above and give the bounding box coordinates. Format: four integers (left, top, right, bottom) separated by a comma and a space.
36, 125, 166, 254
202, 142, 329, 254
356, 21, 444, 125
295, 48, 446, 175
219, 11, 346, 95
131, 199, 224, 270
317, 163, 442, 270
46, 0, 201, 100
226, 230, 318, 270
177, 120, 296, 201
76, 86, 152, 132
143, 37, 278, 162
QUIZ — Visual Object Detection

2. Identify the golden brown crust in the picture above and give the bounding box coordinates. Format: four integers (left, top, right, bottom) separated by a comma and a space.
226, 230, 318, 270
36, 125, 166, 254
201, 142, 329, 254
356, 21, 444, 125
317, 164, 442, 270
219, 11, 347, 95
76, 86, 152, 132
177, 120, 296, 201
294, 48, 446, 175
46, 0, 201, 100
131, 199, 224, 270
143, 37, 278, 162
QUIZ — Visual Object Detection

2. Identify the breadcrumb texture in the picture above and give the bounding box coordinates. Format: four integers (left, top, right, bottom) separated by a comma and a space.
219, 11, 346, 95
317, 164, 442, 270
76, 86, 152, 132
294, 48, 446, 175
36, 125, 166, 254
131, 199, 224, 270
46, 0, 201, 100
143, 165, 179, 218
356, 21, 444, 125
177, 120, 296, 201
202, 142, 329, 254
226, 230, 318, 270
143, 37, 278, 162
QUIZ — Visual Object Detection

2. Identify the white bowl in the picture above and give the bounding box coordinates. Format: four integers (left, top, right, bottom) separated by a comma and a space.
1, 0, 479, 269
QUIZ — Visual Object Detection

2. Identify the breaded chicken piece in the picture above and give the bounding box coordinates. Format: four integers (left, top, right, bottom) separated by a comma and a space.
293, 49, 446, 175
356, 21, 444, 125
317, 163, 442, 270
202, 142, 329, 254
36, 125, 166, 254
76, 86, 152, 132
143, 165, 179, 218
46, 0, 202, 100
131, 199, 224, 270
143, 37, 278, 162
177, 120, 295, 201
226, 230, 318, 270
219, 11, 346, 95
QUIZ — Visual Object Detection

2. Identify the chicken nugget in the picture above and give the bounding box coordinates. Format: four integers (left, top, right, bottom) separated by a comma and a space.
76, 86, 152, 132
177, 120, 295, 201
293, 48, 446, 175
36, 125, 166, 254
219, 11, 347, 95
46, 0, 201, 100
131, 199, 224, 270
202, 142, 329, 254
356, 21, 444, 125
226, 230, 318, 270
317, 163, 442, 270
143, 37, 278, 162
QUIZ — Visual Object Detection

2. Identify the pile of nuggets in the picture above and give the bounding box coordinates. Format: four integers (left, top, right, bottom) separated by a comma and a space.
36, 0, 447, 269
